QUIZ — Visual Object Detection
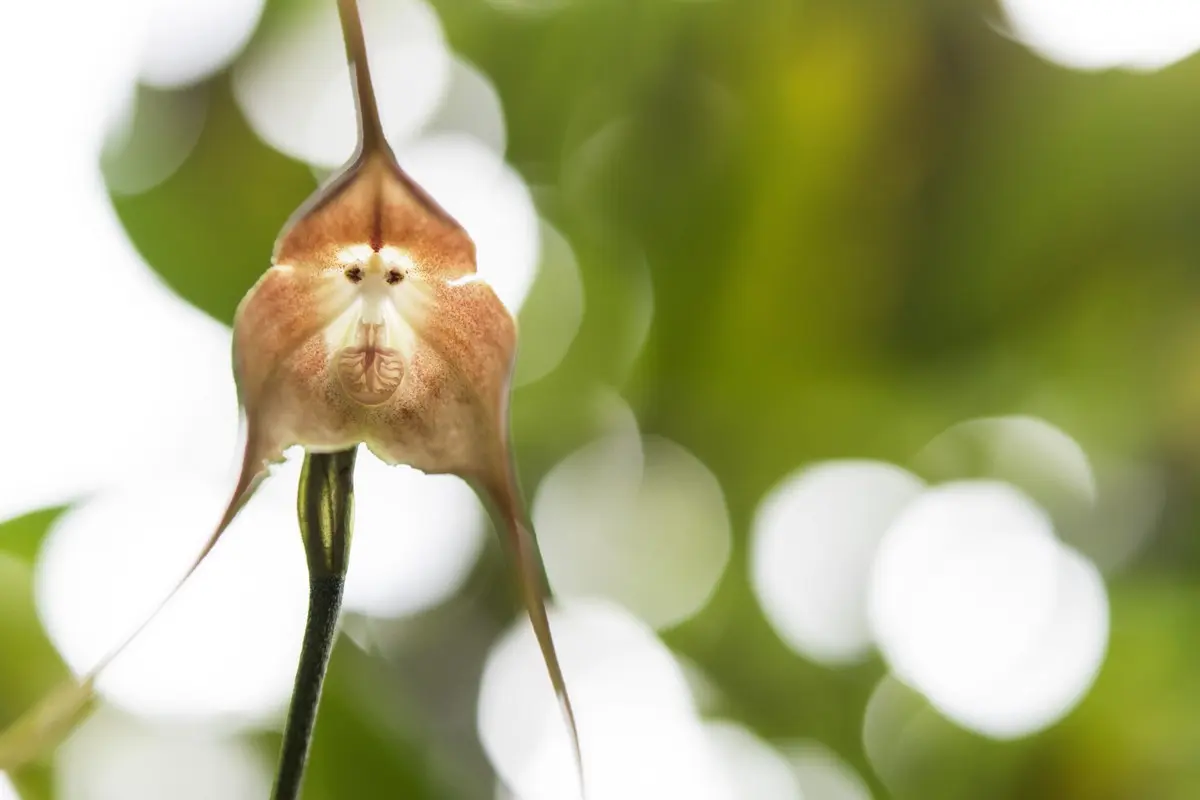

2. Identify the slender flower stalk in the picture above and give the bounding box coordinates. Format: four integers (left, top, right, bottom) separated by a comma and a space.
274, 448, 356, 800
0, 0, 583, 795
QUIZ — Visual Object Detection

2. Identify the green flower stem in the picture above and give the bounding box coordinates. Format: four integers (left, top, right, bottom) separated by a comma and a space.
272, 448, 358, 800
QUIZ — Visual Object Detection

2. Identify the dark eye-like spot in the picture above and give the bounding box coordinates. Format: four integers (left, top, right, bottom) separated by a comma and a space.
386, 269, 403, 285
345, 266, 363, 283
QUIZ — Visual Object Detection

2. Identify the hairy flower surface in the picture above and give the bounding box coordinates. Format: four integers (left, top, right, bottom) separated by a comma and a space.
234, 150, 514, 483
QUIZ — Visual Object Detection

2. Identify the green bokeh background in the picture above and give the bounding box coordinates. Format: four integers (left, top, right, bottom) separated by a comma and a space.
5, 0, 1200, 797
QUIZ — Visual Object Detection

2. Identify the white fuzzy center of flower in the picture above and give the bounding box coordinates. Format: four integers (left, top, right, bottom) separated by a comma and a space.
325, 247, 428, 406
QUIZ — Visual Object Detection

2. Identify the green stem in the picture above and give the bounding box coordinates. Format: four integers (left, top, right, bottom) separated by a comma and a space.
272, 448, 358, 800
337, 0, 389, 158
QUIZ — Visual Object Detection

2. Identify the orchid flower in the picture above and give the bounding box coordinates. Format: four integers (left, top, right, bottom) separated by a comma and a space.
0, 1, 582, 797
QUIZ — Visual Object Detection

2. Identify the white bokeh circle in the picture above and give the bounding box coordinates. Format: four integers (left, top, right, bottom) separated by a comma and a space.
869, 481, 1064, 702
34, 464, 309, 724
231, 0, 452, 167
532, 435, 731, 630
868, 480, 1110, 738
56, 707, 271, 800
140, 0, 267, 88
102, 85, 209, 196
344, 450, 486, 618
478, 600, 708, 800
750, 460, 925, 665
927, 544, 1108, 737
704, 721, 802, 800
0, 772, 16, 800
914, 415, 1096, 509
423, 56, 509, 157
999, 0, 1200, 71
512, 222, 586, 386
781, 740, 874, 800
860, 674, 929, 793
0, 181, 243, 525
398, 133, 541, 313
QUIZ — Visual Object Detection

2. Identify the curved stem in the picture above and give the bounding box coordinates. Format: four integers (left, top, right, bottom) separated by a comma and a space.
272, 448, 358, 800
337, 0, 389, 158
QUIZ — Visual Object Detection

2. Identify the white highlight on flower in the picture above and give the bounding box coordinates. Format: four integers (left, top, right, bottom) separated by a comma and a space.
998, 0, 1200, 71
868, 480, 1109, 738
780, 741, 874, 800
750, 460, 924, 666
704, 722, 802, 800
0, 773, 17, 800
513, 222, 586, 386
399, 133, 541, 313
140, 0, 267, 88
478, 600, 731, 800
231, 0, 452, 167
343, 451, 486, 618
57, 707, 271, 800
532, 433, 731, 630
35, 465, 310, 723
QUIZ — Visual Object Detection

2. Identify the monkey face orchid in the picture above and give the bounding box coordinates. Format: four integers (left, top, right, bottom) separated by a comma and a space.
0, 1, 581, 797
234, 151, 517, 488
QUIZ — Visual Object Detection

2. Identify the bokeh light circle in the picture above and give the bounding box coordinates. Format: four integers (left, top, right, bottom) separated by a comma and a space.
513, 222, 586, 386
914, 415, 1096, 510
532, 435, 731, 630
57, 708, 271, 800
750, 460, 924, 665
231, 0, 452, 166
868, 479, 1110, 738
861, 674, 930, 794
424, 56, 509, 157
704, 721, 802, 800
478, 600, 709, 800
869, 481, 1063, 703
35, 467, 309, 724
140, 0, 267, 88
928, 544, 1109, 737
398, 133, 541, 313
344, 450, 486, 618
999, 0, 1200, 71
102, 86, 209, 196
0, 184, 242, 524
781, 740, 874, 800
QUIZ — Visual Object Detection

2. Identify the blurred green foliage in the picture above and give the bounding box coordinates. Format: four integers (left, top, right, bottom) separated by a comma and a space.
6, 0, 1200, 797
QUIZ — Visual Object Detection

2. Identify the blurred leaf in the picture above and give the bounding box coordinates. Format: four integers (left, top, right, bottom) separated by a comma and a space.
0, 509, 64, 566
110, 78, 316, 325
0, 678, 95, 774
0, 538, 72, 799
294, 640, 453, 800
